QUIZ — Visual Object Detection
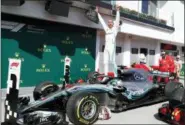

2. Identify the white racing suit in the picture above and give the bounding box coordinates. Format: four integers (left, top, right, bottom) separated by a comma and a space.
97, 10, 120, 77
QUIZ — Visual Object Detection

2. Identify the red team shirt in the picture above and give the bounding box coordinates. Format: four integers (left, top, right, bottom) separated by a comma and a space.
134, 64, 151, 72
159, 58, 169, 72
133, 55, 175, 73
166, 55, 175, 73
159, 55, 175, 73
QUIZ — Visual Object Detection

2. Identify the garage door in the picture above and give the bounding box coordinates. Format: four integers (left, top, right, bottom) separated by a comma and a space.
1, 14, 96, 88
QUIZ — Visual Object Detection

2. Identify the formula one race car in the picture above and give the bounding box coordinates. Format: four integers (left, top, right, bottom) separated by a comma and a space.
10, 68, 181, 125
158, 82, 185, 125
3, 58, 183, 125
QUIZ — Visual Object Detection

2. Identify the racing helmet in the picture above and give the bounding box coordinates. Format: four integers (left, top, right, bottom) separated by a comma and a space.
139, 54, 147, 64
161, 51, 166, 56
176, 55, 180, 59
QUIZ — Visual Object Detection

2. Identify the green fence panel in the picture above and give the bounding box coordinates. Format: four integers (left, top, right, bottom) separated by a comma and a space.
1, 21, 96, 88
180, 63, 184, 78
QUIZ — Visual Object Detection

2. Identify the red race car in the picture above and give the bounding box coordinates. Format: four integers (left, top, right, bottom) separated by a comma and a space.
158, 82, 185, 125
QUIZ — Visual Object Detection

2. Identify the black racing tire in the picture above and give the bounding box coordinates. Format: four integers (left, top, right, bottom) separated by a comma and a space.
87, 71, 101, 84
33, 81, 59, 101
66, 92, 100, 125
165, 82, 184, 98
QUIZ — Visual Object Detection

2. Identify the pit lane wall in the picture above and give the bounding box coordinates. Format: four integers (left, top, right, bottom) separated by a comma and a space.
1, 15, 96, 89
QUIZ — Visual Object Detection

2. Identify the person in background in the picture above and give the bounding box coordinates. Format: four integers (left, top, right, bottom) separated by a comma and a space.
175, 55, 182, 80
166, 53, 175, 79
158, 51, 169, 83
133, 54, 152, 71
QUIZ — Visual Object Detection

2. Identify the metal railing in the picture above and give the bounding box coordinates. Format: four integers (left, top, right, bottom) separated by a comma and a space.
140, 6, 175, 27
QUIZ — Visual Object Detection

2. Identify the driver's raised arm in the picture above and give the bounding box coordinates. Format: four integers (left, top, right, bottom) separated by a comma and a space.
97, 13, 108, 31
96, 6, 108, 31
114, 5, 120, 34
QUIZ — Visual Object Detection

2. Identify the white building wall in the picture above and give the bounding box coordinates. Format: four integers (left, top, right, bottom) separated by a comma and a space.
158, 1, 184, 44
115, 0, 184, 66
122, 35, 131, 67
158, 1, 174, 26
172, 2, 184, 44
117, 0, 184, 45
130, 36, 158, 66
115, 34, 125, 66
116, 1, 140, 12
155, 41, 161, 66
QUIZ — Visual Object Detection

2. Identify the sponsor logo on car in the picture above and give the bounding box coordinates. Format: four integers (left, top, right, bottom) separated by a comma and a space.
39, 117, 48, 123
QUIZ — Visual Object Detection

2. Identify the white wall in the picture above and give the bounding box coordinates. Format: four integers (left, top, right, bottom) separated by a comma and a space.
97, 32, 160, 68
173, 2, 184, 44
130, 36, 158, 66
117, 1, 140, 12
122, 35, 131, 67
158, 1, 174, 26
158, 1, 184, 44
116, 1, 184, 45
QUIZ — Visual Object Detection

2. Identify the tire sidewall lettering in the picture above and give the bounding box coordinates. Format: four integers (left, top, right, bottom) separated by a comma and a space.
76, 95, 99, 124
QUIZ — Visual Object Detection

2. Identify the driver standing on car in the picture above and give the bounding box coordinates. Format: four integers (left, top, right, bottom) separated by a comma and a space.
95, 5, 120, 77
157, 51, 169, 83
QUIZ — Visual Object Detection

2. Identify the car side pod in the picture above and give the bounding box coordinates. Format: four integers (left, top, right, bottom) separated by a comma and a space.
2, 59, 22, 125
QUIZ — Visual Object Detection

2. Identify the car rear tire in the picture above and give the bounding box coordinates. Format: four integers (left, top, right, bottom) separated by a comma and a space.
66, 91, 100, 125
33, 81, 59, 100
165, 82, 184, 98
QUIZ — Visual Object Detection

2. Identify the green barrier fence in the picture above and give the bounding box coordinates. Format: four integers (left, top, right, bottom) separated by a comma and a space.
180, 63, 184, 78
1, 20, 96, 88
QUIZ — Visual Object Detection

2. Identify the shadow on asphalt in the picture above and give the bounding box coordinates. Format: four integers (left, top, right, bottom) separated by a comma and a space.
154, 113, 161, 121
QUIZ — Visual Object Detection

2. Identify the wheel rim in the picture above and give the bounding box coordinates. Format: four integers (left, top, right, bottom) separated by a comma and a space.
80, 100, 97, 120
